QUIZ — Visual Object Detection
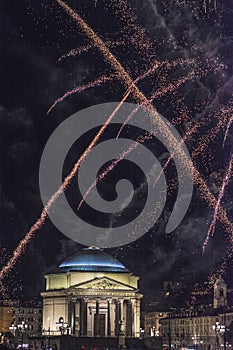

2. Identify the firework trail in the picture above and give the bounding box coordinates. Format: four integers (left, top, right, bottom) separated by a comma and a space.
57, 40, 126, 62
0, 0, 229, 287
58, 43, 95, 62
77, 67, 200, 212
54, 0, 193, 195
1, 0, 228, 279
77, 101, 230, 219
154, 103, 233, 188
77, 133, 152, 211
108, 0, 228, 300
0, 89, 131, 281
192, 104, 233, 159
117, 69, 197, 139
222, 116, 233, 147
47, 74, 115, 114
202, 153, 233, 253
0, 248, 23, 298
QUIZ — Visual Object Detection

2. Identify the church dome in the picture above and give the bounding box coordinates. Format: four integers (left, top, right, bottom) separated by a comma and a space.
58, 247, 129, 273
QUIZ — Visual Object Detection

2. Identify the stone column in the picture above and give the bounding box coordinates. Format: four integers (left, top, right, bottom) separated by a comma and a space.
80, 298, 88, 336
115, 299, 119, 336
75, 301, 80, 336
126, 300, 132, 336
131, 298, 135, 337
135, 298, 141, 337
119, 299, 124, 322
107, 299, 111, 337
70, 301, 76, 335
94, 299, 100, 337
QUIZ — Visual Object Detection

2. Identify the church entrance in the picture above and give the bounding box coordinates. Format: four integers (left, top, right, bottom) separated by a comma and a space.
99, 314, 105, 337
94, 313, 106, 337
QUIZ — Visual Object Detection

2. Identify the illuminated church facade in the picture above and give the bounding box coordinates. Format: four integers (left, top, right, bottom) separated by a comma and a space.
41, 247, 142, 338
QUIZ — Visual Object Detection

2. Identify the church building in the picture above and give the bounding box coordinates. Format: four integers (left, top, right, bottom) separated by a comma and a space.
41, 247, 142, 338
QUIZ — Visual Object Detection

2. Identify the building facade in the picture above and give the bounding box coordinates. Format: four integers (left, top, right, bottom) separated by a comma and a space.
144, 311, 168, 337
41, 247, 142, 338
160, 309, 233, 350
0, 300, 17, 334
13, 301, 43, 338
160, 277, 233, 350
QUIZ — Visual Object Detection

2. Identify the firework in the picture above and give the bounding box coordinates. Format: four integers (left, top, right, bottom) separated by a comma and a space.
0, 90, 131, 281
47, 74, 115, 114
222, 116, 233, 147
57, 40, 127, 62
1, 0, 231, 303
202, 153, 233, 253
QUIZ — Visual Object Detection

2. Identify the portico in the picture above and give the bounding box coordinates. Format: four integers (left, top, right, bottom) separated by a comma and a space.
41, 247, 142, 338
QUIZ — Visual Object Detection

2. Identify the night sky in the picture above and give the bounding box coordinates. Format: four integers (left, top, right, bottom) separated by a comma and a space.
0, 0, 233, 308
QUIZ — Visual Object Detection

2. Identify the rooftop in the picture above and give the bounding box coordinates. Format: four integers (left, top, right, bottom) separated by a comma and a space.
58, 247, 129, 273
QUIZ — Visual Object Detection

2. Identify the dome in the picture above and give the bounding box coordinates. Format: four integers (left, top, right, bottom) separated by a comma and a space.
58, 247, 129, 273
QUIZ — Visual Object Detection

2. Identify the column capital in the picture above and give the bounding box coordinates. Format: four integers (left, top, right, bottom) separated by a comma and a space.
70, 297, 77, 302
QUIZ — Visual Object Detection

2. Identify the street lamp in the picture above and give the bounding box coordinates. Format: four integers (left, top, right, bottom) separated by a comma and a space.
212, 322, 226, 350
42, 327, 51, 348
9, 324, 17, 349
17, 320, 28, 348
192, 333, 200, 350
56, 317, 69, 335
9, 324, 17, 337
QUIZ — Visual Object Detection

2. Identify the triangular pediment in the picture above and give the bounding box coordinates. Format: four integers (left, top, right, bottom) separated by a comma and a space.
72, 277, 136, 291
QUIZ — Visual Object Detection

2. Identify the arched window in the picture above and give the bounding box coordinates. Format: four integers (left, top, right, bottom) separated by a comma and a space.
220, 288, 224, 297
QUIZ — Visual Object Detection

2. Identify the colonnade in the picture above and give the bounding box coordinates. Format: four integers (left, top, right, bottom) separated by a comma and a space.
69, 297, 139, 337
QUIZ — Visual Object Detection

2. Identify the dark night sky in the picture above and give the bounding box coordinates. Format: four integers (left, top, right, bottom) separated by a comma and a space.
0, 0, 233, 307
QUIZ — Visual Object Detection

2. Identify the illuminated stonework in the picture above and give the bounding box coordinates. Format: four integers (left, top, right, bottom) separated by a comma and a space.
41, 247, 142, 338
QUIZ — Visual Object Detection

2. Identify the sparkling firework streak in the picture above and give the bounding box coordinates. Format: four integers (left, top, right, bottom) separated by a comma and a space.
77, 133, 153, 211
77, 65, 201, 210
192, 103, 233, 159
47, 74, 116, 114
1, 0, 230, 283
57, 40, 127, 62
76, 64, 198, 212
117, 68, 198, 139
54, 0, 228, 303
202, 153, 233, 253
77, 101, 230, 223
0, 89, 131, 281
1, 0, 231, 299
53, 1, 194, 225
223, 116, 233, 147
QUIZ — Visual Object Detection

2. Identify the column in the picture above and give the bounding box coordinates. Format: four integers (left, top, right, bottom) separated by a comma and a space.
119, 299, 124, 322
107, 299, 111, 337
80, 298, 88, 336
94, 299, 100, 337
135, 298, 141, 337
75, 301, 80, 336
126, 300, 132, 336
70, 302, 76, 335
115, 299, 119, 336
131, 298, 135, 337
